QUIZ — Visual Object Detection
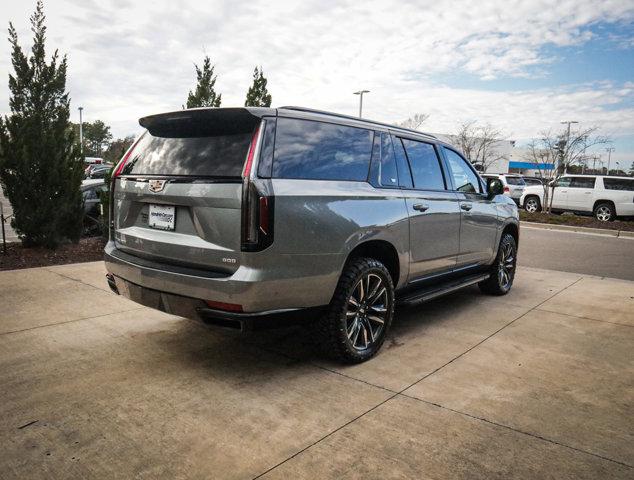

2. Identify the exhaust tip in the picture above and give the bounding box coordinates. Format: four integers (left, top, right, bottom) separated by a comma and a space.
105, 273, 119, 295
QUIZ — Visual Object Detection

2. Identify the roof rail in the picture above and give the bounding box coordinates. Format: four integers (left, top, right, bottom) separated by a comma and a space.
279, 106, 437, 139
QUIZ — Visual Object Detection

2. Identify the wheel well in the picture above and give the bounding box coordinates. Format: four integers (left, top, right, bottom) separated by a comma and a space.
593, 200, 615, 212
502, 223, 519, 248
347, 240, 400, 285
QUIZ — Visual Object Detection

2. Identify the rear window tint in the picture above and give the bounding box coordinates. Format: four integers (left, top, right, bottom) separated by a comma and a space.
570, 177, 596, 188
121, 132, 252, 177
369, 132, 399, 188
272, 118, 373, 181
505, 176, 525, 185
603, 178, 634, 191
400, 139, 445, 190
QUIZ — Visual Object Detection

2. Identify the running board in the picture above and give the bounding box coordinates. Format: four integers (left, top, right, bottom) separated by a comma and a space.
397, 273, 490, 306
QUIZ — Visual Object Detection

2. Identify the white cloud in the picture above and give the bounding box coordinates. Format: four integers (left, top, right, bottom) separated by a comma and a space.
0, 0, 633, 154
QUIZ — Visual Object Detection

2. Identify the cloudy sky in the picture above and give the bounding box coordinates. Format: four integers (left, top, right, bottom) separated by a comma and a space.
1, 0, 634, 166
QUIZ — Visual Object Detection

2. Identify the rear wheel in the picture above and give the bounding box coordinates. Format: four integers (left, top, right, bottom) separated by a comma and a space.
479, 234, 517, 296
524, 196, 541, 213
315, 257, 394, 363
594, 203, 614, 222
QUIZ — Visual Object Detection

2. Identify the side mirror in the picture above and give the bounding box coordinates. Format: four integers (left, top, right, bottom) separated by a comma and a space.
487, 178, 504, 199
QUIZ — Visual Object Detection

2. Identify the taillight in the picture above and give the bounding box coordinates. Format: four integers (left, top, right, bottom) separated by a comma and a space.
504, 186, 510, 193
241, 123, 274, 252
113, 134, 144, 178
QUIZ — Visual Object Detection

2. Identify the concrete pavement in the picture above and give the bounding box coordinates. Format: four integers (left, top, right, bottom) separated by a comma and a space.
519, 225, 634, 281
0, 262, 632, 479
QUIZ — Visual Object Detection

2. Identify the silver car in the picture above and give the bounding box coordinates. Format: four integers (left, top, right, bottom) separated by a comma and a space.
105, 107, 519, 363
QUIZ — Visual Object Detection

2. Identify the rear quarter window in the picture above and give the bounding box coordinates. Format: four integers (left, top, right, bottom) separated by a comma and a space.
272, 118, 374, 181
603, 178, 634, 191
505, 177, 526, 186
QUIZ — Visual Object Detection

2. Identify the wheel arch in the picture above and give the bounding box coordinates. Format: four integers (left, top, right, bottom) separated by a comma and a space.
501, 222, 520, 249
593, 199, 616, 212
345, 240, 401, 288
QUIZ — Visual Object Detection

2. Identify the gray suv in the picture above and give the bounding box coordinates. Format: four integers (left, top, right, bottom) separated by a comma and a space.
105, 107, 519, 363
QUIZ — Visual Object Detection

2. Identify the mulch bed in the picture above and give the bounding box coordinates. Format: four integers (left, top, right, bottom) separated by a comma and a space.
520, 211, 634, 232
0, 236, 106, 271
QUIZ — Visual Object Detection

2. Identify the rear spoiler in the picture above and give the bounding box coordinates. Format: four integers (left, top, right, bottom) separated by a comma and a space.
139, 107, 276, 137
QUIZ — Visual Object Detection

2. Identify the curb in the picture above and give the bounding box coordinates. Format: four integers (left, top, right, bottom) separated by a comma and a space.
520, 221, 634, 238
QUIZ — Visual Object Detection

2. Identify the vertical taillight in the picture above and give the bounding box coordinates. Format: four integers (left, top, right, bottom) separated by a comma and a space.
241, 123, 274, 252
113, 134, 143, 178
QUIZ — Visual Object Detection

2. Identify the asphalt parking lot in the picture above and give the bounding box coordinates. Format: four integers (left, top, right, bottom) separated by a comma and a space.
1, 262, 633, 479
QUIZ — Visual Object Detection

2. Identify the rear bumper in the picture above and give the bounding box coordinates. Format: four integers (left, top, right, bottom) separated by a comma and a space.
103, 241, 340, 315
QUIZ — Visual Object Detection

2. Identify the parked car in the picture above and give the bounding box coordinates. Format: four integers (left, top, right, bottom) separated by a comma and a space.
85, 164, 112, 179
104, 107, 519, 363
481, 173, 525, 204
522, 176, 543, 186
81, 179, 107, 217
520, 175, 634, 221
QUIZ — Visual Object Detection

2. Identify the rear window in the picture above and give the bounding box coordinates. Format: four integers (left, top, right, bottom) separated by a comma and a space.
272, 118, 374, 181
505, 176, 525, 186
603, 178, 634, 191
400, 138, 445, 190
570, 177, 596, 188
121, 132, 252, 177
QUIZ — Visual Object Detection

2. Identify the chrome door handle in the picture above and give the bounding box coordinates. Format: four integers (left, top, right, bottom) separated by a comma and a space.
584, 191, 592, 194
460, 203, 473, 211
413, 203, 429, 212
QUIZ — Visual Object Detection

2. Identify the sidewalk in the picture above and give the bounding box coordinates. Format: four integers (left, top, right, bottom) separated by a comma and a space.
521, 220, 634, 238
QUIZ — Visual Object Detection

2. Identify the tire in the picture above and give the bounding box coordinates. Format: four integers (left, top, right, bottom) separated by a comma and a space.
524, 196, 541, 213
314, 257, 395, 364
479, 233, 517, 296
594, 202, 614, 222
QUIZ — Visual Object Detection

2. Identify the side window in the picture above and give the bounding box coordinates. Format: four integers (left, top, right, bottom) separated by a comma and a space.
83, 188, 97, 200
401, 139, 445, 190
272, 118, 374, 181
569, 177, 596, 189
603, 178, 634, 191
443, 147, 481, 193
555, 177, 571, 188
369, 132, 399, 188
392, 136, 413, 189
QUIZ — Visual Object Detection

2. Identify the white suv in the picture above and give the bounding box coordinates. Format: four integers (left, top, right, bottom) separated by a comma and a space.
520, 175, 634, 221
481, 174, 525, 205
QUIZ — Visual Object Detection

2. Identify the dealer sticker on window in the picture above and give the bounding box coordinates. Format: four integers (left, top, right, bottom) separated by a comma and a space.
148, 204, 176, 231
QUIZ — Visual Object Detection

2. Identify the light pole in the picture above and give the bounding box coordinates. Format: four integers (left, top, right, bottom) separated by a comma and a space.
78, 106, 84, 156
559, 120, 578, 172
605, 147, 615, 174
353, 90, 370, 118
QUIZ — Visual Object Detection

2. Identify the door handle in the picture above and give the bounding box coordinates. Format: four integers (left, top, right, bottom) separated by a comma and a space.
413, 203, 429, 212
584, 191, 592, 194
460, 203, 473, 211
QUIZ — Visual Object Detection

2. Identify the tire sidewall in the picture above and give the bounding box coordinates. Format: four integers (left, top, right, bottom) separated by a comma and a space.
594, 203, 614, 222
335, 259, 395, 362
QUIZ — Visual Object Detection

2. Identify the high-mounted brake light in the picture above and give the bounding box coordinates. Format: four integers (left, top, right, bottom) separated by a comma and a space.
113, 134, 144, 178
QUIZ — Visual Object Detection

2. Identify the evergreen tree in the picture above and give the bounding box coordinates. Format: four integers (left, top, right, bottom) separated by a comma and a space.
185, 56, 221, 108
0, 0, 84, 247
244, 66, 272, 107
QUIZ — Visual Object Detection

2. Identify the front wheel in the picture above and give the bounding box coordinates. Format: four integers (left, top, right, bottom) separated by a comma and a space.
315, 257, 395, 363
479, 233, 517, 296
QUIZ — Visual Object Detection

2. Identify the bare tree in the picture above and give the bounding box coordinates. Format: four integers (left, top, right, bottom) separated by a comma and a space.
397, 113, 430, 131
453, 120, 506, 172
525, 126, 610, 213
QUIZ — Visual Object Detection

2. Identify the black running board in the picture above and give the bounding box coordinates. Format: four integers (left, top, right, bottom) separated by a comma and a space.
397, 273, 490, 306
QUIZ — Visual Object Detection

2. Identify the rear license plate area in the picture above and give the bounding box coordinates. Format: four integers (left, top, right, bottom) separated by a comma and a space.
148, 204, 176, 231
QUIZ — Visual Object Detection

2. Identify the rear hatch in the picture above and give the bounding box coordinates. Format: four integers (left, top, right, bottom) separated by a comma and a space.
504, 175, 526, 198
111, 108, 262, 273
